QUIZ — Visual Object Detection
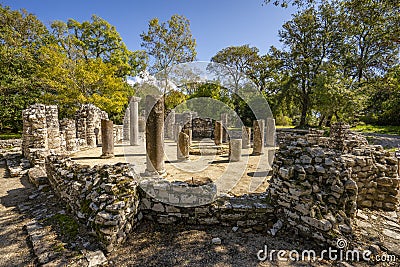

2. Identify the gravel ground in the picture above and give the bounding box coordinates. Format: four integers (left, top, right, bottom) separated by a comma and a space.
107, 222, 339, 267
0, 159, 35, 267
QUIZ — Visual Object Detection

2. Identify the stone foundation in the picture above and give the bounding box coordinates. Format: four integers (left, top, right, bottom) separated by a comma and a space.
45, 155, 141, 252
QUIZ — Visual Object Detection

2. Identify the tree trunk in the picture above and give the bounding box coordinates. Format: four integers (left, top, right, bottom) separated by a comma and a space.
325, 114, 333, 127
318, 114, 325, 127
299, 96, 309, 128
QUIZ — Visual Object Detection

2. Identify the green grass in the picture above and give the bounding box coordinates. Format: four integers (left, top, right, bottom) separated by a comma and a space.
276, 125, 295, 129
351, 125, 400, 135
0, 133, 22, 140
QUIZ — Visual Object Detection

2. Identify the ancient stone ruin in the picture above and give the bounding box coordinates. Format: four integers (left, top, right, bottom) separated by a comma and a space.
3, 98, 398, 254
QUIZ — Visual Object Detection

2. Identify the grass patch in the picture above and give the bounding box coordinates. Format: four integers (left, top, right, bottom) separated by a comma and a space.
0, 133, 21, 140
47, 214, 79, 239
351, 125, 400, 135
276, 125, 295, 129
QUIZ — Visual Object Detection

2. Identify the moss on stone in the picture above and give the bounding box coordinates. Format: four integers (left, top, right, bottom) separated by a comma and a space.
47, 214, 79, 239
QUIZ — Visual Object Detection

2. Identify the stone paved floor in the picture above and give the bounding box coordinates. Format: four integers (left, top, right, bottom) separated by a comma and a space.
0, 159, 35, 267
71, 137, 275, 196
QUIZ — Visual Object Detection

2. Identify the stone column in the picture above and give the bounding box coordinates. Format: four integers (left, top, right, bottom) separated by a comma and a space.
100, 119, 114, 159
242, 126, 251, 149
123, 107, 130, 141
214, 121, 223, 146
221, 113, 228, 143
177, 132, 190, 161
166, 110, 175, 139
138, 116, 146, 133
60, 119, 77, 152
86, 108, 97, 148
46, 105, 61, 151
252, 119, 265, 155
184, 128, 192, 146
183, 111, 192, 129
265, 118, 276, 147
130, 96, 141, 146
229, 139, 242, 162
145, 95, 165, 175
174, 124, 182, 142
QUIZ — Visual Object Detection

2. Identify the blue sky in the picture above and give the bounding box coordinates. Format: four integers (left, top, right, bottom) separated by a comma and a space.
1, 0, 296, 61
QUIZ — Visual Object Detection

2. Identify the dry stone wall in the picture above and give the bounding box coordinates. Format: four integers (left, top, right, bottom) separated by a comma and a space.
0, 139, 22, 150
45, 155, 141, 252
140, 186, 277, 231
22, 104, 61, 167
269, 138, 358, 246
341, 146, 399, 210
270, 127, 399, 246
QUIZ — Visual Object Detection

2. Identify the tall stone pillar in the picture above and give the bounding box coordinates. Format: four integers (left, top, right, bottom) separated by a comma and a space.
46, 105, 61, 151
138, 116, 146, 133
252, 119, 265, 155
229, 139, 242, 162
145, 95, 165, 175
130, 96, 141, 146
183, 111, 192, 128
123, 107, 130, 141
166, 110, 175, 139
214, 121, 223, 146
184, 128, 192, 146
265, 118, 276, 147
177, 132, 190, 161
174, 124, 182, 142
221, 113, 228, 143
100, 119, 114, 159
242, 126, 251, 149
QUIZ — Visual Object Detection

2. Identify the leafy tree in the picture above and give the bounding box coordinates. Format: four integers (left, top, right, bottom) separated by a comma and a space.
51, 15, 147, 77
140, 14, 197, 93
210, 45, 260, 90
364, 66, 400, 125
38, 44, 134, 123
276, 5, 341, 127
0, 5, 50, 132
339, 0, 400, 85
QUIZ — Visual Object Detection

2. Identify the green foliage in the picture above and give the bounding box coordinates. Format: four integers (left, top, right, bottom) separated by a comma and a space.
264, 0, 399, 127
0, 5, 50, 132
351, 124, 400, 135
362, 66, 400, 126
141, 14, 197, 75
0, 133, 22, 140
51, 15, 147, 77
0, 6, 146, 131
165, 89, 187, 110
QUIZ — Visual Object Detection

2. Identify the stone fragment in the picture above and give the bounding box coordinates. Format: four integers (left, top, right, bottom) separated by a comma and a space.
212, 237, 222, 245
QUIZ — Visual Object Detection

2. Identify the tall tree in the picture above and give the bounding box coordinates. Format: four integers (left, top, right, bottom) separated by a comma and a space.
339, 0, 400, 84
0, 5, 50, 132
277, 5, 341, 127
140, 14, 197, 93
51, 15, 147, 77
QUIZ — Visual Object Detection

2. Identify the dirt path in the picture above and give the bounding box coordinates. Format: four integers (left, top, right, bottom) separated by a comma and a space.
0, 159, 35, 267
